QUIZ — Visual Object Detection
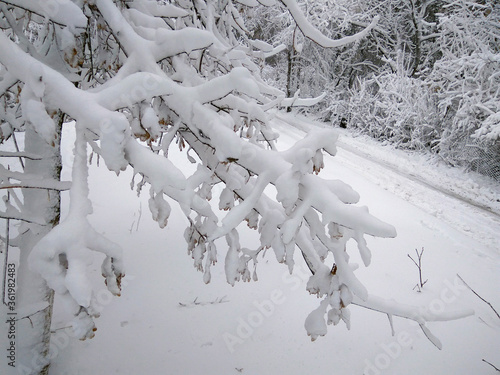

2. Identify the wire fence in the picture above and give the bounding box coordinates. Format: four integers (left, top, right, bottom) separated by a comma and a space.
439, 134, 500, 181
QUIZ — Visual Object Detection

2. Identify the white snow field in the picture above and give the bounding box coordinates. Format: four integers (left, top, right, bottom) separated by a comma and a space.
49, 114, 499, 375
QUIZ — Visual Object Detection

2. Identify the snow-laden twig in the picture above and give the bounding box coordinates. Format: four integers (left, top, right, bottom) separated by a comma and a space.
0, 0, 87, 28
0, 151, 42, 160
0, 165, 71, 191
279, 0, 379, 48
352, 294, 474, 350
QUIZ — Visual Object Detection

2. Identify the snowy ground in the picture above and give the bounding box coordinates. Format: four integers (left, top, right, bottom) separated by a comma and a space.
43, 114, 500, 374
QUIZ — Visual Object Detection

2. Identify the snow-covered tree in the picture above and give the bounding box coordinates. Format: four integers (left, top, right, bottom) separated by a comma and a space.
428, 0, 500, 174
347, 70, 440, 149
0, 1, 473, 374
246, 0, 384, 112
302, 0, 499, 179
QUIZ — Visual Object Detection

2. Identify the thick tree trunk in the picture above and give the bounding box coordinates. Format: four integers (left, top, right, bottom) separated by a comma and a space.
14, 116, 62, 375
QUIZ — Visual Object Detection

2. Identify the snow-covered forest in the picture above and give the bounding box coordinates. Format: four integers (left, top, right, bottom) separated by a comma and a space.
252, 0, 500, 180
0, 0, 498, 374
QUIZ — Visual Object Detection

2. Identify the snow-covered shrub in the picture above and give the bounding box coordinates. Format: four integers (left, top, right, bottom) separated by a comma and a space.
427, 0, 500, 178
347, 72, 440, 150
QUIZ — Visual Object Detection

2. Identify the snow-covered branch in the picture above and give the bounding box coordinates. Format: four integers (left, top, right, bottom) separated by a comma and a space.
0, 0, 475, 349
1, 0, 87, 28
279, 0, 379, 48
29, 125, 124, 340
352, 295, 474, 349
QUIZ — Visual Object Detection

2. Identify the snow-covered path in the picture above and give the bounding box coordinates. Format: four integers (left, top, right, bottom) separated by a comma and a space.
273, 113, 500, 255
49, 117, 499, 375
336, 141, 500, 257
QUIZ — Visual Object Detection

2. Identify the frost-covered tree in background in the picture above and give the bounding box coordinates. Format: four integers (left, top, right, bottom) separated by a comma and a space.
0, 1, 473, 374
249, 0, 499, 179
245, 0, 385, 116
346, 0, 500, 171
428, 0, 500, 175
249, 0, 445, 111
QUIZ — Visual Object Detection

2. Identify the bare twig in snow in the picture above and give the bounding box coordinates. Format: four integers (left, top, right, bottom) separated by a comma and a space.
178, 295, 229, 308
408, 247, 428, 292
457, 274, 500, 320
129, 202, 143, 233
482, 359, 500, 372
135, 202, 142, 232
